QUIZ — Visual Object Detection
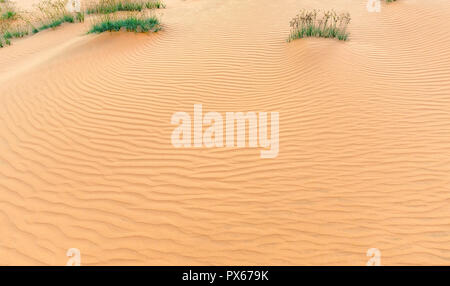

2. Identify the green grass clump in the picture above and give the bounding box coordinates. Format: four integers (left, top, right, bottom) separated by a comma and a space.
288, 9, 351, 42
0, 0, 17, 21
144, 1, 164, 9
34, 0, 84, 32
37, 14, 74, 31
0, 38, 11, 48
89, 15, 160, 33
3, 29, 28, 39
0, 0, 85, 48
87, 0, 165, 14
75, 11, 84, 22
1, 10, 15, 19
35, 0, 83, 31
0, 26, 31, 47
0, 0, 19, 47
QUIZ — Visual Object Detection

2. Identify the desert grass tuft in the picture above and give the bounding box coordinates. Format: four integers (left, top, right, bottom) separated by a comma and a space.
3, 28, 28, 39
75, 11, 84, 22
288, 9, 351, 42
35, 0, 83, 29
0, 0, 84, 48
86, 0, 165, 15
0, 0, 16, 19
37, 14, 73, 30
0, 0, 21, 47
88, 13, 160, 33
33, 0, 83, 32
1, 10, 15, 19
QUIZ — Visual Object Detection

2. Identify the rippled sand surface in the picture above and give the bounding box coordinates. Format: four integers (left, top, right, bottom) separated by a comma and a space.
1, 0, 450, 265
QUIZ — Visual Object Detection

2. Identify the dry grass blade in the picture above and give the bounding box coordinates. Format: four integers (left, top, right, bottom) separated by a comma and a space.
288, 9, 351, 42
88, 10, 160, 33
86, 0, 165, 15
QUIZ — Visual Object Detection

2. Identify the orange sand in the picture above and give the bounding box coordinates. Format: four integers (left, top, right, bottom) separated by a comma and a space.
1, 0, 450, 265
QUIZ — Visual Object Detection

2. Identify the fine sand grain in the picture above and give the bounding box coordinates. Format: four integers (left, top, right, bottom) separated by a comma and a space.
1, 0, 450, 265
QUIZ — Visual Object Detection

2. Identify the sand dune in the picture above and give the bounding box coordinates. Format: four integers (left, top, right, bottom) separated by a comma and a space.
1, 0, 450, 265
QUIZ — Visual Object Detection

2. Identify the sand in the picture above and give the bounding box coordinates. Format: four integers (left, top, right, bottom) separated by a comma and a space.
1, 0, 450, 265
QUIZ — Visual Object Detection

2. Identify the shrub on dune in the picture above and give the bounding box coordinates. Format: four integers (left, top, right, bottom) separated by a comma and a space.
3, 28, 28, 39
37, 14, 73, 30
35, 0, 84, 31
1, 10, 16, 19
88, 14, 160, 33
86, 0, 165, 15
288, 9, 351, 42
0, 0, 19, 47
0, 0, 16, 20
0, 0, 84, 48
75, 11, 84, 22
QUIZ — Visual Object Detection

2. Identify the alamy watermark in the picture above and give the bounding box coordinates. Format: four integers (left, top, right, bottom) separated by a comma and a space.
366, 0, 381, 13
66, 0, 81, 13
66, 248, 81, 266
171, 104, 279, 158
366, 248, 381, 266
63, 247, 381, 265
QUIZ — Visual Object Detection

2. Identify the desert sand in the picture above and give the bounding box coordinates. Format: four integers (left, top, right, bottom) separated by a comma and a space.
1, 0, 450, 265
